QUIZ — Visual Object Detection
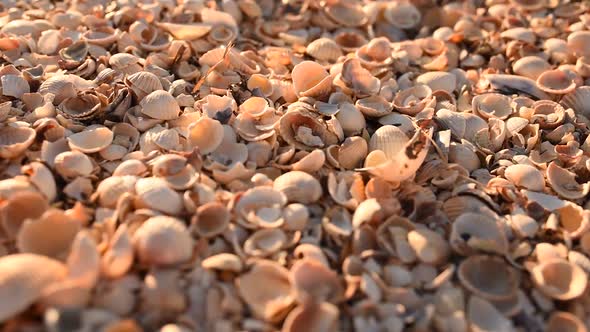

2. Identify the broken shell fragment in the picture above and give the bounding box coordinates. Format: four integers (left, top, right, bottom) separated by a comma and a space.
531, 259, 587, 301
458, 255, 519, 301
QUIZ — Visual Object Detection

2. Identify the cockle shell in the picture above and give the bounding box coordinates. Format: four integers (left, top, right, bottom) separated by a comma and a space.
546, 162, 590, 200
383, 2, 421, 29
290, 258, 343, 303
450, 213, 508, 255
101, 224, 134, 279
536, 69, 576, 95
561, 86, 590, 118
278, 110, 338, 151
567, 30, 590, 57
355, 95, 392, 117
281, 302, 339, 332
273, 171, 322, 204
291, 61, 333, 99
140, 90, 181, 120
0, 254, 67, 322
472, 93, 513, 120
0, 191, 48, 238
132, 216, 193, 266
188, 117, 224, 154
339, 58, 380, 97
407, 228, 450, 265
416, 71, 456, 94
306, 38, 342, 62
244, 228, 287, 257
324, 0, 367, 27
393, 85, 433, 115
125, 71, 163, 101
356, 37, 392, 67
54, 151, 94, 180
547, 312, 587, 332
531, 259, 587, 300
67, 125, 113, 153
201, 253, 243, 272
156, 22, 212, 41
468, 296, 514, 332
335, 103, 365, 136
0, 125, 36, 158
512, 56, 551, 80
191, 202, 230, 238
504, 164, 544, 191
236, 260, 294, 323
94, 176, 137, 208
134, 177, 183, 215
1, 74, 30, 98
458, 255, 519, 301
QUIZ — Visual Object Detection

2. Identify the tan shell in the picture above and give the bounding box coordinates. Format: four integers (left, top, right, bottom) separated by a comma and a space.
244, 228, 287, 257
567, 30, 590, 57
17, 208, 81, 259
338, 136, 368, 170
450, 213, 508, 255
324, 1, 367, 27
306, 38, 342, 62
468, 296, 514, 332
281, 302, 339, 332
416, 71, 456, 94
531, 259, 587, 300
407, 228, 450, 265
383, 2, 421, 29
273, 171, 322, 204
134, 177, 183, 215
536, 69, 576, 95
369, 125, 409, 160
201, 253, 243, 273
290, 258, 343, 303
355, 95, 392, 118
247, 74, 273, 97
458, 255, 519, 301
339, 58, 380, 97
512, 56, 551, 80
561, 86, 590, 118
188, 117, 225, 155
334, 29, 368, 52
236, 260, 294, 323
1, 74, 30, 98
101, 224, 134, 279
54, 151, 94, 179
504, 164, 544, 191
279, 109, 338, 151
291, 61, 333, 99
547, 311, 587, 332
393, 85, 433, 115
234, 186, 287, 228
356, 37, 392, 67
125, 71, 163, 101
132, 216, 193, 266
0, 254, 67, 322
472, 93, 513, 120
95, 175, 137, 208
335, 103, 365, 136
68, 125, 114, 153
546, 162, 590, 200
0, 125, 36, 159
0, 191, 48, 238
191, 202, 230, 238
140, 90, 181, 120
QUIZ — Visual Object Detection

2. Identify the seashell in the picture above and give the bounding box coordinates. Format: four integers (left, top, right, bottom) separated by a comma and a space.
501, 27, 536, 44
352, 198, 384, 228
508, 214, 539, 239
202, 253, 243, 273
407, 228, 450, 265
236, 260, 294, 323
306, 38, 342, 62
485, 74, 550, 100
156, 22, 212, 41
547, 311, 587, 332
0, 125, 36, 159
282, 302, 339, 332
458, 255, 519, 301
512, 56, 551, 80
94, 176, 137, 208
17, 208, 81, 259
436, 109, 466, 139
416, 72, 456, 94
188, 117, 224, 154
58, 91, 107, 122
468, 296, 514, 332
355, 95, 391, 118
109, 53, 142, 75
0, 19, 40, 37
1, 75, 30, 98
135, 177, 183, 215
334, 103, 365, 136
383, 2, 421, 29
356, 37, 392, 67
125, 71, 163, 101
101, 224, 134, 279
54, 151, 94, 180
139, 90, 181, 120
536, 69, 576, 95
531, 259, 587, 300
291, 61, 333, 99
561, 86, 590, 118
334, 29, 368, 52
273, 171, 322, 204
247, 74, 273, 97
59, 40, 89, 63
0, 191, 48, 238
504, 164, 544, 191
546, 162, 590, 200
0, 254, 67, 322
450, 213, 508, 256
244, 228, 287, 257
324, 1, 367, 27
65, 230, 99, 290
67, 125, 113, 153
472, 93, 512, 120
191, 202, 230, 238
567, 30, 590, 57
132, 216, 193, 266
279, 109, 338, 150
22, 162, 57, 203
339, 58, 380, 97
576, 56, 590, 78
290, 258, 343, 303
337, 137, 368, 170
369, 125, 408, 160
393, 85, 433, 115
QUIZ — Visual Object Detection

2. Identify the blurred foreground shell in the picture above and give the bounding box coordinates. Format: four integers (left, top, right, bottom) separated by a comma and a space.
132, 216, 193, 266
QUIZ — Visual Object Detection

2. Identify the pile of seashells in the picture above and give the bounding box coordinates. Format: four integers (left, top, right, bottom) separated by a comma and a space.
1, 0, 590, 331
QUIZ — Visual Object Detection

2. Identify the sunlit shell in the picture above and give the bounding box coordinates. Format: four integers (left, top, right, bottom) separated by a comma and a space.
324, 0, 367, 27
282, 302, 339, 332
383, 2, 421, 29
546, 162, 590, 200
339, 58, 380, 97
109, 53, 142, 75
1, 74, 30, 98
468, 296, 514, 332
125, 71, 163, 101
139, 90, 181, 120
338, 136, 368, 170
416, 71, 456, 94
450, 213, 508, 256
407, 228, 450, 265
531, 259, 587, 300
504, 164, 544, 191
236, 260, 294, 323
485, 73, 550, 100
22, 162, 57, 203
546, 311, 587, 332
134, 177, 183, 215
132, 216, 193, 266
0, 254, 67, 322
101, 224, 134, 279
567, 30, 590, 57
536, 69, 576, 95
278, 110, 338, 151
335, 103, 365, 136
58, 91, 106, 122
67, 125, 113, 153
54, 151, 94, 180
355, 95, 391, 118
94, 175, 137, 208
201, 253, 243, 273
290, 258, 343, 303
356, 37, 392, 67
512, 56, 551, 80
273, 171, 322, 204
0, 191, 48, 238
247, 74, 273, 97
291, 61, 333, 99
0, 125, 36, 159
17, 209, 81, 259
561, 86, 590, 118
188, 117, 224, 154
458, 255, 519, 301
244, 228, 287, 257
306, 38, 342, 62
191, 202, 230, 238
472, 93, 513, 120
501, 27, 536, 44
393, 85, 433, 115
334, 29, 367, 52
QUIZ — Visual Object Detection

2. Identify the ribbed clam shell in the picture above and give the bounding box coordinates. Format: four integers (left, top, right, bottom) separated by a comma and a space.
567, 30, 590, 57
383, 2, 421, 29
0, 254, 67, 322
139, 90, 181, 120
368, 125, 409, 160
561, 86, 590, 118
54, 151, 94, 179
132, 216, 193, 266
355, 95, 392, 117
67, 125, 113, 153
0, 126, 36, 159
450, 213, 507, 256
472, 93, 513, 120
1, 75, 29, 98
416, 71, 456, 94
95, 175, 137, 208
188, 117, 224, 154
393, 85, 433, 115
135, 177, 183, 215
306, 38, 342, 62
291, 61, 333, 99
512, 56, 551, 80
436, 109, 466, 139
273, 171, 322, 204
125, 71, 163, 101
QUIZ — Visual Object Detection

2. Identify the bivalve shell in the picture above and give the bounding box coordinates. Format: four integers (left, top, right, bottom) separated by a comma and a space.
67, 126, 113, 153
531, 259, 587, 300
0, 126, 36, 159
458, 255, 519, 301
273, 171, 322, 204
132, 216, 193, 266
306, 38, 342, 62
140, 90, 181, 120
